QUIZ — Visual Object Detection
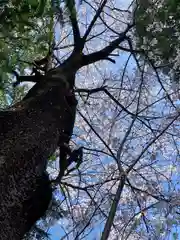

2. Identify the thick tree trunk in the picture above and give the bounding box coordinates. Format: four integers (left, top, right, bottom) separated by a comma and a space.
0, 64, 77, 239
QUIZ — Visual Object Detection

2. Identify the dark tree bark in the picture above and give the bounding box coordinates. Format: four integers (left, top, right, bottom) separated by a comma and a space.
0, 55, 78, 239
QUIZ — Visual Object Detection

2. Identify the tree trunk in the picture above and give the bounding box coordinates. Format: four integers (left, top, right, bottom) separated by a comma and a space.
0, 64, 77, 239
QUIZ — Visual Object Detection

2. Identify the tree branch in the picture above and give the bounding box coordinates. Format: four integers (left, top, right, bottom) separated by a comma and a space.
127, 113, 180, 174
81, 24, 133, 66
82, 0, 108, 42
66, 0, 81, 50
75, 87, 137, 118
78, 110, 117, 160
101, 176, 126, 240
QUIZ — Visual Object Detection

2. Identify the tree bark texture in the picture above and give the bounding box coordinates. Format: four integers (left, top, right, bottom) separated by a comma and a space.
0, 63, 77, 239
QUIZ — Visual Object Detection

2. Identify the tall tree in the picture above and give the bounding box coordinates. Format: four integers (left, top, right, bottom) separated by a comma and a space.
0, 1, 179, 240
0, 0, 134, 239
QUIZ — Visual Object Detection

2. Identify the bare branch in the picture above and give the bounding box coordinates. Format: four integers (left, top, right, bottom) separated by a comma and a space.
101, 176, 126, 240
78, 109, 117, 160
66, 0, 81, 50
81, 24, 134, 66
127, 113, 180, 174
82, 0, 108, 42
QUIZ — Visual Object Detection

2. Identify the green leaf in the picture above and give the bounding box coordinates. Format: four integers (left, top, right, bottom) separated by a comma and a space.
20, 12, 29, 21
27, 0, 39, 7
173, 232, 178, 240
34, 0, 47, 17
48, 154, 57, 161
134, 0, 180, 82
